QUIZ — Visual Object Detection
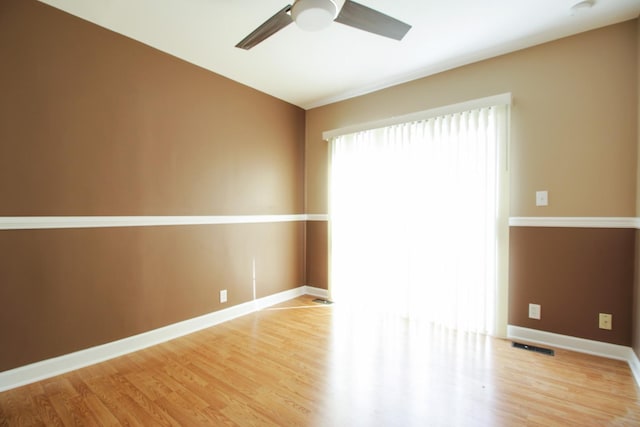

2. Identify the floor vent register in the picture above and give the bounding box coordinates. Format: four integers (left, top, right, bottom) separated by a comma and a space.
312, 298, 334, 305
512, 342, 555, 356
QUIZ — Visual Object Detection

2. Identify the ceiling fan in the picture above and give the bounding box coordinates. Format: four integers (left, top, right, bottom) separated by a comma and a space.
236, 0, 411, 50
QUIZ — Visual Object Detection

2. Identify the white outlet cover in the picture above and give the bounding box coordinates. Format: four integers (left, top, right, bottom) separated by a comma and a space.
599, 313, 612, 330
220, 289, 228, 303
529, 303, 541, 320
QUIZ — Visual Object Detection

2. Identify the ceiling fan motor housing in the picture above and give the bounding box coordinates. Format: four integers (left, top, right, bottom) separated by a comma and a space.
291, 0, 338, 31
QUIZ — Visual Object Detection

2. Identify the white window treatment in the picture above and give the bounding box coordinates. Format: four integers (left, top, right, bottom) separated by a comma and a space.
329, 105, 509, 336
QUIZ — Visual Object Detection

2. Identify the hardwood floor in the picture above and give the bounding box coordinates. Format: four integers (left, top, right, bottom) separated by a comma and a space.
1, 295, 639, 426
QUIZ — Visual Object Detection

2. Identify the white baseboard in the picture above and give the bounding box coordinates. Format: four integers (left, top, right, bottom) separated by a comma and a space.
628, 350, 640, 386
0, 285, 324, 392
303, 285, 330, 299
508, 325, 640, 387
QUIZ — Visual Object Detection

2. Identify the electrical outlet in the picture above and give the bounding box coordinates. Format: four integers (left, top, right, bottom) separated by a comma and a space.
529, 303, 541, 320
599, 313, 612, 330
220, 289, 227, 304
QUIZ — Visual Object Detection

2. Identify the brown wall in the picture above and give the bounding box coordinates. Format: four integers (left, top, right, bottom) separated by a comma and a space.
0, 223, 304, 369
1, 0, 638, 372
0, 1, 305, 216
634, 18, 640, 359
305, 21, 639, 343
0, 0, 305, 371
509, 227, 634, 346
305, 221, 328, 290
306, 22, 637, 216
634, 230, 640, 355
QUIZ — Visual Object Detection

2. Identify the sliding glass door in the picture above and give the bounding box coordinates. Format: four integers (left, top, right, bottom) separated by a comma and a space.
329, 103, 509, 336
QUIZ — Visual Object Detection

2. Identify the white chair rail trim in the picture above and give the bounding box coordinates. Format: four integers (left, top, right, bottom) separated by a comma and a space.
0, 215, 317, 230
6, 216, 637, 230
509, 217, 639, 229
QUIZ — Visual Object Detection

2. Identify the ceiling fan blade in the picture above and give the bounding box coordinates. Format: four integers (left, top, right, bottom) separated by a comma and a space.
236, 5, 293, 50
334, 0, 411, 41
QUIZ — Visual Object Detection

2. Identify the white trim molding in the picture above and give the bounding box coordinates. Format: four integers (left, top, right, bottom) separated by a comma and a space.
4, 215, 636, 231
303, 285, 329, 299
0, 214, 325, 231
628, 350, 640, 388
305, 214, 329, 221
508, 325, 640, 387
509, 217, 639, 229
0, 285, 329, 392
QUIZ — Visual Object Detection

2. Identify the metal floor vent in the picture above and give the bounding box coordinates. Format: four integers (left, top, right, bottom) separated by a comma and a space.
312, 298, 333, 305
512, 342, 555, 356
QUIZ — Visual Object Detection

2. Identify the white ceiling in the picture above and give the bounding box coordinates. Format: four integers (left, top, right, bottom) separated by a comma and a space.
37, 0, 640, 109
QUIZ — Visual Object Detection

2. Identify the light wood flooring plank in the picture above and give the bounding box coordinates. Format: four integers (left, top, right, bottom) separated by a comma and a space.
1, 296, 639, 426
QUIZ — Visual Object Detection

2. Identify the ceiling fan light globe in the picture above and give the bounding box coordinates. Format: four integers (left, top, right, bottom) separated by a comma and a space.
569, 0, 595, 15
291, 0, 337, 32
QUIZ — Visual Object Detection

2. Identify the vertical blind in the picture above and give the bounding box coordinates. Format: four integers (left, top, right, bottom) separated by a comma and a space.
329, 104, 509, 335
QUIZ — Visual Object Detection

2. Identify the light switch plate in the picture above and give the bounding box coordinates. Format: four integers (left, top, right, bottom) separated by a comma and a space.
536, 191, 548, 207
